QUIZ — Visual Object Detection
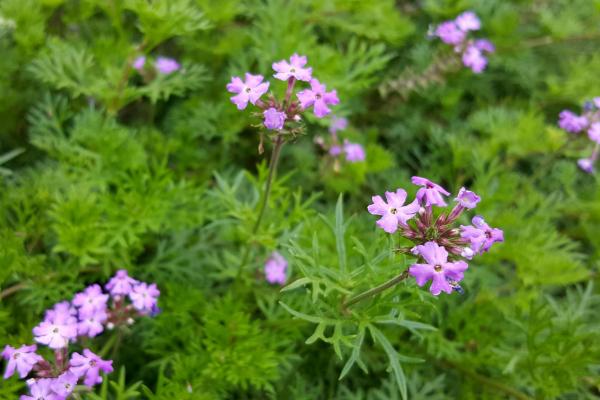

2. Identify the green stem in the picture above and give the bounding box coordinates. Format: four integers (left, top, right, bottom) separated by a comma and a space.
343, 270, 410, 309
236, 133, 285, 279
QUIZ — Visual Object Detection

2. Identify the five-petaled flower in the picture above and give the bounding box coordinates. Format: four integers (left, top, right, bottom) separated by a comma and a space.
265, 252, 288, 285
409, 241, 469, 295
461, 215, 504, 254
226, 73, 270, 110
69, 349, 113, 387
1, 345, 43, 379
272, 53, 312, 82
367, 189, 420, 233
297, 78, 339, 118
412, 176, 450, 207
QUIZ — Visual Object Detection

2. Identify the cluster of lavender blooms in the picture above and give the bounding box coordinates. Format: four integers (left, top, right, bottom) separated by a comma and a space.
368, 177, 503, 295
314, 116, 365, 170
431, 11, 495, 73
133, 55, 181, 75
264, 252, 288, 285
558, 98, 600, 174
226, 54, 339, 134
2, 270, 159, 399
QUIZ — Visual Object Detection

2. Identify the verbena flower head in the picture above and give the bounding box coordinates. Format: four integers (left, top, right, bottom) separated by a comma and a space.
297, 78, 339, 118
1, 345, 43, 379
367, 189, 420, 233
343, 141, 365, 162
455, 187, 481, 209
558, 110, 589, 133
368, 179, 502, 295
272, 53, 312, 82
461, 216, 504, 254
433, 11, 493, 73
155, 56, 180, 74
226, 73, 270, 110
105, 269, 139, 296
129, 283, 160, 314
409, 241, 468, 295
69, 349, 113, 387
263, 107, 286, 130
412, 176, 450, 207
265, 252, 288, 285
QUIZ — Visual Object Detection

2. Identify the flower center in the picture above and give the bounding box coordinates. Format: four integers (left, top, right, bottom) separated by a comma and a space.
315, 93, 322, 99
245, 87, 252, 93
52, 328, 59, 333
485, 230, 492, 238
90, 360, 97, 367
290, 67, 296, 72
390, 208, 398, 215
433, 265, 442, 272
426, 183, 434, 188
13, 353, 20, 359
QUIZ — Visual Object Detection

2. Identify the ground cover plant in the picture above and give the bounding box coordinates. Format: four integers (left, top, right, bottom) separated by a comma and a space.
1, 0, 600, 399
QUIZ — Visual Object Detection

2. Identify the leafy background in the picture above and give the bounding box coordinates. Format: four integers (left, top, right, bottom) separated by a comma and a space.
1, 0, 600, 399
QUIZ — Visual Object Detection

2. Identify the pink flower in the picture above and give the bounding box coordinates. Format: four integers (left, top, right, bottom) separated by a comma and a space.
329, 116, 348, 135
72, 284, 108, 316
343, 141, 365, 162
408, 241, 468, 296
226, 73, 270, 110
51, 371, 78, 398
105, 269, 139, 296
455, 11, 481, 32
272, 53, 312, 82
329, 145, 342, 156
460, 216, 504, 254
77, 308, 108, 338
587, 122, 600, 144
435, 21, 466, 45
132, 56, 146, 71
411, 176, 450, 207
454, 187, 480, 209
69, 349, 113, 387
265, 252, 288, 285
155, 57, 180, 74
263, 107, 286, 130
474, 39, 495, 53
462, 45, 487, 73
558, 110, 588, 133
578, 158, 595, 174
367, 189, 420, 233
1, 345, 43, 379
128, 283, 160, 314
33, 321, 77, 349
20, 378, 59, 400
296, 78, 339, 118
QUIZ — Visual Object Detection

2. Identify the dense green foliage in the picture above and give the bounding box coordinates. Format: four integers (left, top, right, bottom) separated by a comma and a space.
1, 0, 600, 398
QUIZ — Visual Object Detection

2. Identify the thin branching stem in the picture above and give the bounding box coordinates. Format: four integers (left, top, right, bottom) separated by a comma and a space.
343, 270, 410, 309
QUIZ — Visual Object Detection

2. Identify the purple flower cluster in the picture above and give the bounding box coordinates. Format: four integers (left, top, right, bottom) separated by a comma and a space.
226, 54, 340, 133
368, 177, 503, 295
432, 11, 495, 73
264, 252, 288, 285
315, 116, 366, 169
2, 270, 159, 399
557, 98, 600, 173
133, 56, 181, 75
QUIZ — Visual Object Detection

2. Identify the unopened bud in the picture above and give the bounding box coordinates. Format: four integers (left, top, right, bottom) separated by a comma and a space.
126, 318, 135, 325
107, 322, 115, 330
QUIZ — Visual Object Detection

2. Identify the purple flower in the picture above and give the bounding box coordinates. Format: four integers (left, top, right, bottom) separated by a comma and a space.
462, 45, 487, 73
51, 371, 78, 398
263, 107, 286, 130
226, 73, 270, 110
474, 39, 495, 53
20, 378, 59, 400
329, 116, 348, 135
343, 141, 365, 162
265, 252, 288, 285
329, 145, 342, 156
296, 78, 339, 118
454, 187, 480, 209
155, 57, 180, 74
558, 110, 588, 133
44, 301, 77, 325
129, 283, 160, 314
1, 345, 43, 379
272, 53, 312, 82
411, 176, 450, 207
105, 270, 139, 297
455, 11, 481, 32
33, 321, 77, 349
588, 122, 600, 144
408, 241, 468, 296
72, 284, 108, 316
577, 158, 595, 174
367, 189, 420, 233
435, 21, 466, 45
132, 56, 146, 71
594, 97, 600, 109
69, 349, 113, 387
77, 308, 108, 338
460, 216, 504, 254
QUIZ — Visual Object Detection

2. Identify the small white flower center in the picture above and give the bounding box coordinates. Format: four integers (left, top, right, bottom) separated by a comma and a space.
434, 265, 442, 272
